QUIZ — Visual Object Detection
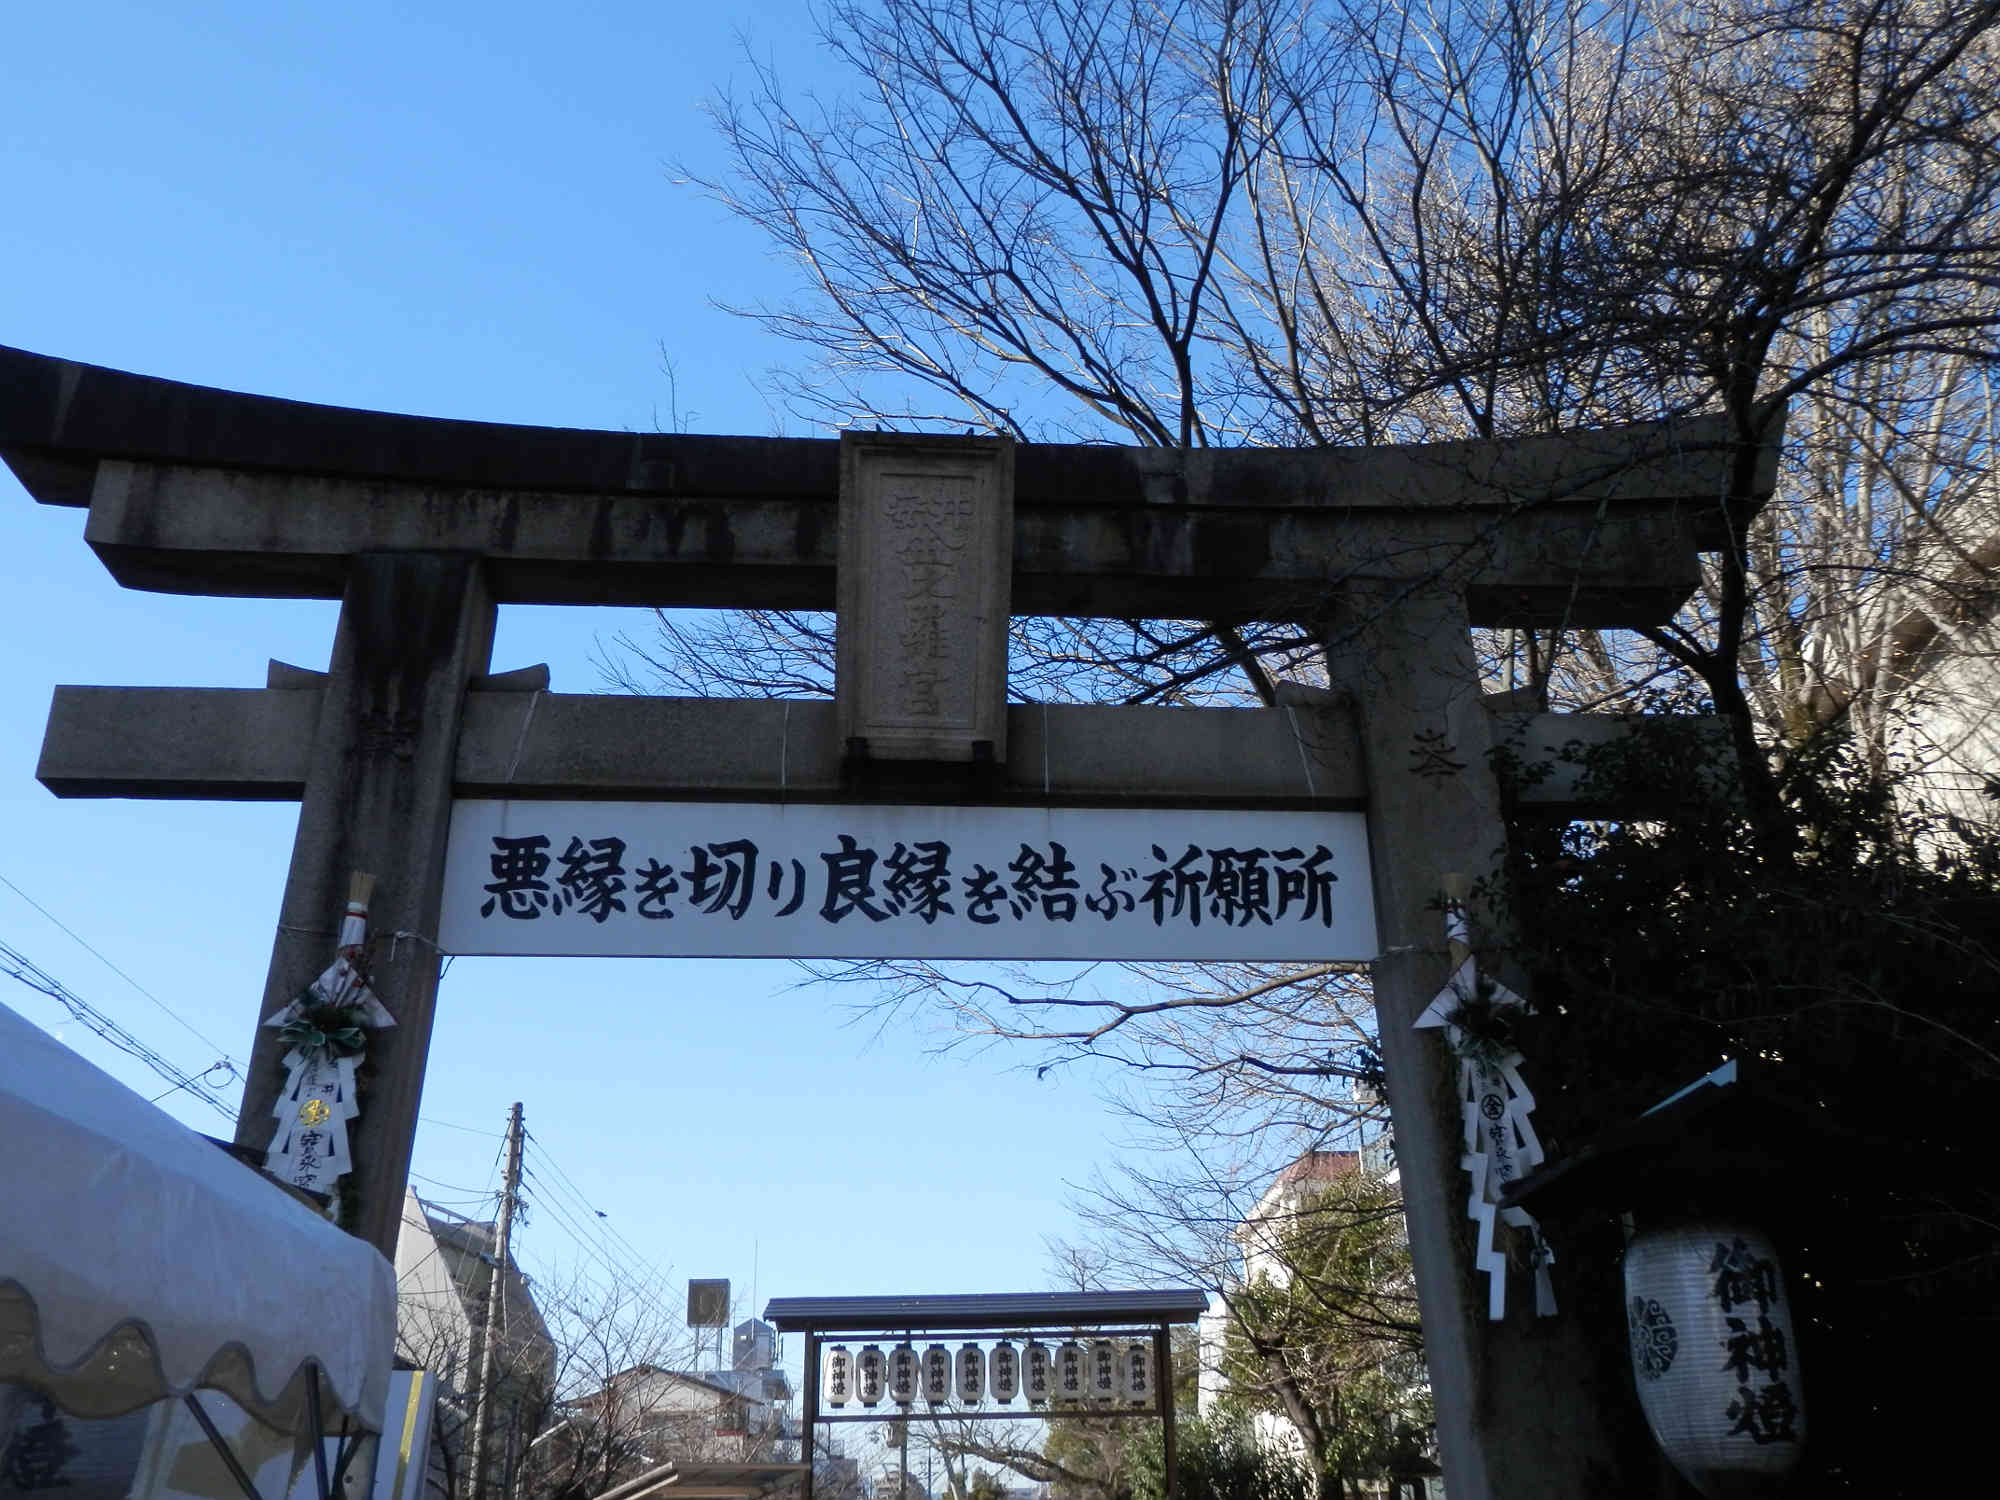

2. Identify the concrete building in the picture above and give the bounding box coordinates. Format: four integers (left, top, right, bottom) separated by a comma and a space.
395, 1190, 556, 1386
394, 1189, 557, 1498
1196, 1148, 1437, 1500
813, 1452, 864, 1500
554, 1361, 794, 1475
1887, 610, 2000, 828
550, 1314, 795, 1491
1196, 1151, 1362, 1420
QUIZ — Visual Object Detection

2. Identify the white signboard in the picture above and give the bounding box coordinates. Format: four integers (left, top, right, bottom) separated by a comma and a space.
440, 801, 1375, 960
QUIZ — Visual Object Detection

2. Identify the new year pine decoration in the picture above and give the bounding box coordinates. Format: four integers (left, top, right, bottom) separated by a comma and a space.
263, 872, 396, 1200
1412, 875, 1555, 1319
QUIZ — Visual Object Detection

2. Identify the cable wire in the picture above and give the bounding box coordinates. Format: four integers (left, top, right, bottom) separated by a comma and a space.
522, 1160, 672, 1292
0, 872, 244, 1070
519, 1147, 682, 1303
520, 1168, 661, 1294
1, 937, 238, 1123
524, 1130, 677, 1281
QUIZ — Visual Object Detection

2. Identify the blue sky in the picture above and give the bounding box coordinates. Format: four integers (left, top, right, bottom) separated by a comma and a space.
1, 0, 1152, 1364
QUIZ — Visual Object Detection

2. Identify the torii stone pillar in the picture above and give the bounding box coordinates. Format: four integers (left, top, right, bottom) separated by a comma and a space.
1331, 582, 1622, 1491
239, 554, 495, 1254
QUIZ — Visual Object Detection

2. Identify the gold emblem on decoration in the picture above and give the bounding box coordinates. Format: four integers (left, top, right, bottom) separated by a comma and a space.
299, 1098, 332, 1126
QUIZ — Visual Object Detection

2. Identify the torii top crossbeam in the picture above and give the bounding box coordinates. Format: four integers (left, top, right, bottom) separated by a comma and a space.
762, 1288, 1210, 1334
0, 343, 1761, 626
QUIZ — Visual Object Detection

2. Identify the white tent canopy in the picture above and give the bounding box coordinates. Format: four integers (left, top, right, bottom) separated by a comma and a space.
0, 999, 395, 1437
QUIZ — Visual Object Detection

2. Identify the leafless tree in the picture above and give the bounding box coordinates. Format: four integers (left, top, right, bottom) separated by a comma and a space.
640, 0, 2000, 1470
641, 0, 2000, 1043
666, 0, 2000, 791
410, 1266, 702, 1500
508, 1272, 744, 1500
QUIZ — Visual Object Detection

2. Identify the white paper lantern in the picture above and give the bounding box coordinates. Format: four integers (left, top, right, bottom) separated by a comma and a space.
824, 1346, 852, 1409
1624, 1223, 1806, 1497
922, 1343, 953, 1404
1023, 1341, 1052, 1406
957, 1343, 986, 1405
1053, 1340, 1086, 1405
1122, 1340, 1153, 1405
1089, 1340, 1118, 1402
989, 1341, 1020, 1404
889, 1343, 918, 1406
856, 1344, 886, 1407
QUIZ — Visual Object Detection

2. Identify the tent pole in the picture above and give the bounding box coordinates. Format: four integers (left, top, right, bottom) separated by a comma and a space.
330, 1422, 362, 1496
183, 1394, 267, 1500
306, 1376, 332, 1500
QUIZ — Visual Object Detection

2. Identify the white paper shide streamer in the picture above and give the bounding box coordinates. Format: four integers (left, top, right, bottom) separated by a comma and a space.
263, 873, 396, 1196
1413, 887, 1556, 1320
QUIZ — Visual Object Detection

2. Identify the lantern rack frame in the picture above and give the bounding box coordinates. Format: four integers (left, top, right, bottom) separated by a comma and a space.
810, 1325, 1173, 1424
765, 1290, 1206, 1500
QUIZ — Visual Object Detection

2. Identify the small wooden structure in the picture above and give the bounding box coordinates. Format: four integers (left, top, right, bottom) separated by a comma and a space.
763, 1290, 1209, 1500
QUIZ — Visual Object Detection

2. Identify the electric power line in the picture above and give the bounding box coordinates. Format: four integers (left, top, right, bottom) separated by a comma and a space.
520, 1167, 657, 1293
0, 877, 507, 1144
524, 1130, 666, 1268
410, 1170, 502, 1201
521, 1137, 678, 1288
0, 872, 244, 1070
520, 1161, 682, 1302
1, 938, 238, 1123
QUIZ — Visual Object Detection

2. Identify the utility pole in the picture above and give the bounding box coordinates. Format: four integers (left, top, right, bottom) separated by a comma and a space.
467, 1102, 524, 1500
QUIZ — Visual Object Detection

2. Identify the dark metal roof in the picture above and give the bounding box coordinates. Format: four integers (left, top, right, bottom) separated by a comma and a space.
1499, 1061, 1868, 1224
761, 1289, 1209, 1333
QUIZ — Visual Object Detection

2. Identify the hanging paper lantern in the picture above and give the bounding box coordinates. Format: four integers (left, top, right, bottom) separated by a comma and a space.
1053, 1340, 1086, 1405
1122, 1341, 1153, 1406
922, 1343, 953, 1404
957, 1343, 986, 1405
1624, 1223, 1806, 1498
824, 1345, 852, 1409
989, 1341, 1020, 1404
889, 1343, 918, 1406
856, 1344, 886, 1407
1088, 1340, 1118, 1402
1023, 1341, 1052, 1406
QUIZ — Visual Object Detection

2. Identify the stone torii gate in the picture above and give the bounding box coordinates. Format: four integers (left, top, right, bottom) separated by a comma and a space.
2, 344, 1773, 1499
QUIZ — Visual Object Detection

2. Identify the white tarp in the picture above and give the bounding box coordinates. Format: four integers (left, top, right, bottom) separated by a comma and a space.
0, 1000, 395, 1435
440, 800, 1377, 960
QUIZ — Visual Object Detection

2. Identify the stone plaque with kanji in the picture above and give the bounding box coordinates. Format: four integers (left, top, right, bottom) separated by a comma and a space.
837, 432, 1013, 762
